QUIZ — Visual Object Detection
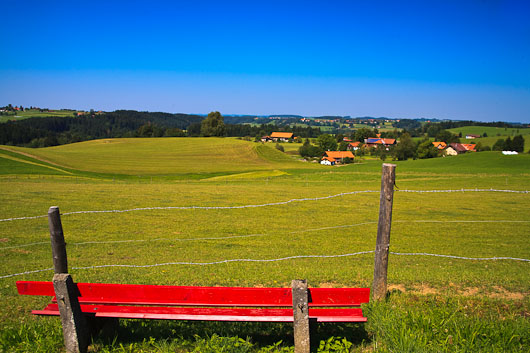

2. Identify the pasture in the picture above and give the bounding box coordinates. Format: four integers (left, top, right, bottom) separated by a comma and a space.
447, 125, 530, 150
0, 109, 77, 123
1, 138, 529, 352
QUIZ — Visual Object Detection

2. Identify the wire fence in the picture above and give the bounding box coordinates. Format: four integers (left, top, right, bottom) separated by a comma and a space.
2, 219, 530, 250
1, 250, 528, 279
1, 188, 529, 280
1, 188, 528, 223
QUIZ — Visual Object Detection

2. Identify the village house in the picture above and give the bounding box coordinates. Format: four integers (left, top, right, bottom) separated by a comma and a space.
363, 137, 396, 149
432, 141, 447, 150
465, 134, 480, 139
270, 132, 294, 142
321, 151, 354, 165
320, 156, 336, 165
348, 141, 361, 151
444, 146, 458, 156
449, 143, 476, 154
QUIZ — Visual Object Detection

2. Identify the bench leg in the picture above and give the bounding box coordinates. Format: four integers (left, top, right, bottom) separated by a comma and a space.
53, 273, 89, 353
292, 279, 310, 353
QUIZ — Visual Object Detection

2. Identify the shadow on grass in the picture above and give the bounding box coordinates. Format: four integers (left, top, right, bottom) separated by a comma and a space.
95, 319, 370, 350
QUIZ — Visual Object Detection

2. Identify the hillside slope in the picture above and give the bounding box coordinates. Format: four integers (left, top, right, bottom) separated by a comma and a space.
1, 138, 313, 175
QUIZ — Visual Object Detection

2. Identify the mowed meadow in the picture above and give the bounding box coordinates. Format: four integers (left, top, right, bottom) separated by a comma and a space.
1, 138, 529, 352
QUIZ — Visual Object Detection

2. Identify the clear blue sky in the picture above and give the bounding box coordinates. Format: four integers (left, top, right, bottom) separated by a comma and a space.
1, 0, 529, 123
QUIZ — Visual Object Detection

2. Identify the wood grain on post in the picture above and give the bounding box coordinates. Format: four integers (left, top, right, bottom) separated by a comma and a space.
372, 163, 396, 301
53, 273, 89, 353
49, 206, 68, 274
292, 279, 310, 353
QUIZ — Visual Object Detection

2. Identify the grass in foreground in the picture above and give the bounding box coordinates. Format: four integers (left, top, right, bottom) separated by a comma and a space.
0, 138, 529, 351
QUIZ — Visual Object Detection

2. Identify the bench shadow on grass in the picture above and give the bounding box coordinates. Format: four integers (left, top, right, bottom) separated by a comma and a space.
93, 319, 371, 350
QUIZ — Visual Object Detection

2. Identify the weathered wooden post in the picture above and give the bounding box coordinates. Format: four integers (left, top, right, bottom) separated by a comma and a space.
49, 206, 89, 353
372, 164, 396, 301
292, 279, 310, 353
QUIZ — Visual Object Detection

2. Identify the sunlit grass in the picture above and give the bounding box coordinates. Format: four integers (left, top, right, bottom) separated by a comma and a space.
0, 138, 529, 351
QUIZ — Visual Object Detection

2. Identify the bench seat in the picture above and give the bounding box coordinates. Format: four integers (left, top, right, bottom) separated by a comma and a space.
17, 281, 369, 323
34, 303, 366, 322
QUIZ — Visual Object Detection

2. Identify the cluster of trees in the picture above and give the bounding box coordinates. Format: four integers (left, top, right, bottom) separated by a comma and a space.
298, 134, 339, 158
0, 110, 323, 148
0, 110, 202, 147
492, 135, 525, 152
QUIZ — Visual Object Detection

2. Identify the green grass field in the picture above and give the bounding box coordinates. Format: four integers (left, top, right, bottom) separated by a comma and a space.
1, 138, 529, 352
0, 109, 77, 123
446, 125, 530, 150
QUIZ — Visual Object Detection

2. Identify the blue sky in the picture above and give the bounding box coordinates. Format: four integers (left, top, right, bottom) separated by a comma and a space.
1, 0, 529, 123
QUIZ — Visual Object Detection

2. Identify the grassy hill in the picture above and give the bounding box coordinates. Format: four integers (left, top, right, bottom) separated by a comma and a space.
0, 138, 529, 352
447, 125, 530, 150
1, 138, 315, 177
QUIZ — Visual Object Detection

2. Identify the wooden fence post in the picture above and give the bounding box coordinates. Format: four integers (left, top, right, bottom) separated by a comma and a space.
48, 206, 88, 353
49, 206, 68, 274
372, 164, 396, 301
292, 279, 310, 353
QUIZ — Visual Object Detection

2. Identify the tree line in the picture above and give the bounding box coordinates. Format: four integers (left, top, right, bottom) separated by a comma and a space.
0, 110, 322, 148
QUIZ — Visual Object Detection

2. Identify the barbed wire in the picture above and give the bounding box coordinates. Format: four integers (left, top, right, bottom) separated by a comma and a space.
3, 220, 529, 250
2, 250, 529, 279
1, 188, 528, 223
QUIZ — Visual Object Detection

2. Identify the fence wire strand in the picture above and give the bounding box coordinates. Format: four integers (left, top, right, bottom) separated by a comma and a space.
1, 188, 528, 223
3, 220, 529, 250
2, 251, 529, 279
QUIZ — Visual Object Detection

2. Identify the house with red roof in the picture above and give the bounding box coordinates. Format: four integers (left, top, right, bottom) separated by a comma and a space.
348, 141, 361, 150
432, 141, 447, 150
321, 151, 354, 165
270, 132, 294, 142
364, 137, 396, 149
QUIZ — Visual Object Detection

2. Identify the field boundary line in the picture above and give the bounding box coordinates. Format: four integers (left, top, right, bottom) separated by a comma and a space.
1, 188, 528, 223
2, 251, 529, 279
3, 220, 529, 250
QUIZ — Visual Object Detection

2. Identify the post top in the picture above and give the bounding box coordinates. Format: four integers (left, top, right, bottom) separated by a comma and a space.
382, 163, 396, 168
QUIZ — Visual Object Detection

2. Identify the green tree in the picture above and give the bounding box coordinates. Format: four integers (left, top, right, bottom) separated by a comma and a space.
416, 139, 438, 159
504, 136, 513, 151
317, 134, 338, 151
435, 130, 459, 144
393, 133, 416, 160
200, 111, 226, 137
492, 138, 505, 151
512, 135, 524, 152
338, 141, 349, 151
354, 128, 373, 142
275, 143, 284, 152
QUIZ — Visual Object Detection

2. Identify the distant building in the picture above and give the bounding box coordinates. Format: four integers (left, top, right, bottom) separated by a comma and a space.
323, 151, 354, 164
465, 134, 481, 139
364, 138, 396, 149
449, 143, 476, 153
270, 132, 294, 142
348, 141, 361, 151
432, 141, 447, 150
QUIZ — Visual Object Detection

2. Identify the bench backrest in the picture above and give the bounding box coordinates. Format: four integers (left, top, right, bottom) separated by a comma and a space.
17, 281, 369, 307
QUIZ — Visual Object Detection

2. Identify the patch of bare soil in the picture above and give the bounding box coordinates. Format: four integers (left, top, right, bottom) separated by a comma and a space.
319, 282, 342, 288
387, 283, 527, 300
388, 284, 406, 292
489, 286, 526, 300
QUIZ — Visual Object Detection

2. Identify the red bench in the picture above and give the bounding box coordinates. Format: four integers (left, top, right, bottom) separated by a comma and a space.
17, 280, 369, 351
17, 281, 369, 323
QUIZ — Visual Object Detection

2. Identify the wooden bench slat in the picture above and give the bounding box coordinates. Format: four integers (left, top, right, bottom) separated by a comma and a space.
32, 303, 367, 322
17, 281, 369, 307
